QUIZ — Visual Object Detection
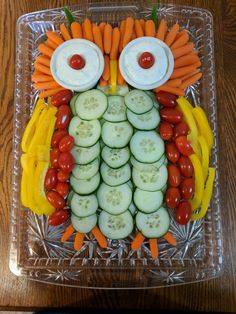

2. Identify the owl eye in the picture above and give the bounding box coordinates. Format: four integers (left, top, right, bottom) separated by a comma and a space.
138, 52, 155, 69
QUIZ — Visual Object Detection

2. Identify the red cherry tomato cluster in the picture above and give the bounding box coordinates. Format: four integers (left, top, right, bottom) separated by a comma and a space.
156, 91, 194, 225
46, 90, 74, 226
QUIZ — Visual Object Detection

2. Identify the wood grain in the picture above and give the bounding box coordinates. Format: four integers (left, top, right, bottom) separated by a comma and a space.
0, 0, 236, 311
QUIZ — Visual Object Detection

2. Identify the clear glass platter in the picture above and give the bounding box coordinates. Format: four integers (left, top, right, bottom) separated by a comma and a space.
10, 1, 223, 288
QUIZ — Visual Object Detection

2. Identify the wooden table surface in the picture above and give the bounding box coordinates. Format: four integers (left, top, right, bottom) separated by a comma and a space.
0, 0, 236, 311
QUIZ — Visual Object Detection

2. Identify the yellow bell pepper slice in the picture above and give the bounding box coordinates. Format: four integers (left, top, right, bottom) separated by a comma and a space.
20, 153, 29, 175
191, 167, 215, 220
21, 170, 29, 207
187, 134, 202, 160
34, 161, 55, 215
45, 116, 57, 148
36, 145, 50, 162
192, 106, 214, 150
27, 156, 38, 211
110, 60, 117, 95
177, 97, 198, 140
21, 100, 46, 152
198, 135, 209, 182
189, 154, 204, 211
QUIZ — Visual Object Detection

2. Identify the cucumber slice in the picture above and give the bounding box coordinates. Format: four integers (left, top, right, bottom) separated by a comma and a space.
130, 155, 165, 172
71, 193, 98, 217
145, 90, 160, 109
132, 165, 168, 191
124, 89, 153, 114
70, 172, 100, 195
129, 201, 136, 215
100, 162, 131, 186
97, 84, 129, 96
70, 93, 79, 116
101, 146, 130, 169
67, 190, 74, 207
161, 183, 167, 193
97, 182, 132, 215
136, 207, 170, 238
98, 210, 133, 239
69, 117, 101, 147
134, 188, 163, 213
71, 213, 97, 233
71, 142, 100, 165
127, 180, 134, 191
103, 96, 126, 122
102, 121, 133, 148
75, 89, 107, 120
130, 131, 164, 163
72, 158, 100, 180
127, 107, 160, 130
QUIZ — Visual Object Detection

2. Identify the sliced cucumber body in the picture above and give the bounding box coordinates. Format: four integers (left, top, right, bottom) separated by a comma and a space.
75, 89, 107, 120
72, 158, 100, 180
67, 190, 75, 207
101, 146, 130, 169
103, 96, 126, 122
130, 131, 164, 163
71, 193, 98, 217
97, 84, 129, 96
125, 89, 153, 114
127, 107, 160, 130
71, 142, 100, 165
134, 188, 163, 213
69, 117, 101, 147
128, 201, 136, 215
145, 90, 160, 109
130, 155, 165, 172
100, 162, 131, 186
136, 207, 170, 238
70, 93, 79, 116
70, 172, 100, 195
102, 121, 133, 148
97, 182, 132, 215
99, 210, 133, 239
71, 213, 97, 233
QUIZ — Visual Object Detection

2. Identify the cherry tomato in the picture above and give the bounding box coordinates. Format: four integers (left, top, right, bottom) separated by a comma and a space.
167, 164, 181, 187
56, 182, 69, 198
44, 168, 58, 190
175, 135, 193, 156
155, 91, 177, 108
173, 122, 189, 139
48, 208, 70, 226
180, 178, 194, 199
51, 129, 68, 148
50, 148, 61, 168
160, 108, 183, 124
69, 54, 85, 70
166, 142, 180, 163
51, 89, 73, 107
58, 152, 74, 173
176, 201, 192, 225
59, 135, 75, 153
57, 170, 70, 182
159, 122, 173, 140
177, 156, 194, 177
165, 187, 181, 208
47, 191, 65, 209
138, 52, 155, 69
56, 105, 71, 129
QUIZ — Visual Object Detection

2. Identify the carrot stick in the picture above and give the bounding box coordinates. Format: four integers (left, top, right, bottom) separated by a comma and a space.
46, 39, 58, 50
163, 232, 177, 246
172, 42, 195, 59
38, 43, 54, 58
145, 20, 156, 37
193, 60, 202, 68
32, 69, 42, 75
171, 30, 189, 49
156, 19, 167, 41
34, 62, 52, 76
110, 27, 120, 60
33, 80, 61, 90
131, 29, 136, 40
119, 20, 126, 53
71, 21, 82, 38
91, 226, 107, 248
60, 23, 72, 41
103, 23, 112, 54
171, 65, 197, 79
92, 24, 104, 53
180, 72, 202, 89
74, 232, 85, 251
154, 85, 185, 96
139, 19, 145, 31
46, 31, 64, 45
165, 23, 180, 46
99, 22, 106, 35
32, 74, 53, 82
134, 19, 144, 38
117, 65, 125, 85
102, 55, 110, 81
99, 78, 108, 87
35, 56, 51, 67
61, 224, 74, 242
131, 232, 145, 251
123, 17, 134, 48
83, 18, 93, 42
149, 238, 158, 258
38, 87, 65, 98
174, 54, 200, 68
180, 68, 200, 81
165, 78, 182, 87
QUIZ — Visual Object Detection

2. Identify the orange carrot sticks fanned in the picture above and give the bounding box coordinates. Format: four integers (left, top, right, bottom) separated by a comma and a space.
99, 78, 108, 87
92, 24, 104, 53
165, 23, 180, 46
131, 232, 145, 251
34, 62, 52, 76
156, 19, 167, 41
149, 238, 159, 258
61, 224, 74, 242
99, 22, 106, 35
104, 23, 112, 54
171, 30, 189, 49
134, 19, 144, 38
38, 87, 65, 99
122, 17, 134, 48
154, 85, 185, 96
38, 43, 54, 58
165, 78, 182, 87
83, 18, 94, 42
180, 72, 203, 89
35, 55, 51, 67
46, 31, 64, 45
102, 55, 110, 81
117, 64, 125, 85
60, 23, 72, 41
45, 39, 58, 50
174, 54, 200, 68
163, 232, 177, 246
32, 74, 53, 82
71, 21, 82, 38
33, 80, 61, 90
119, 20, 126, 53
74, 232, 85, 251
91, 226, 108, 248
110, 27, 120, 60
145, 19, 156, 37
139, 19, 145, 31
172, 42, 195, 59
171, 65, 197, 79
